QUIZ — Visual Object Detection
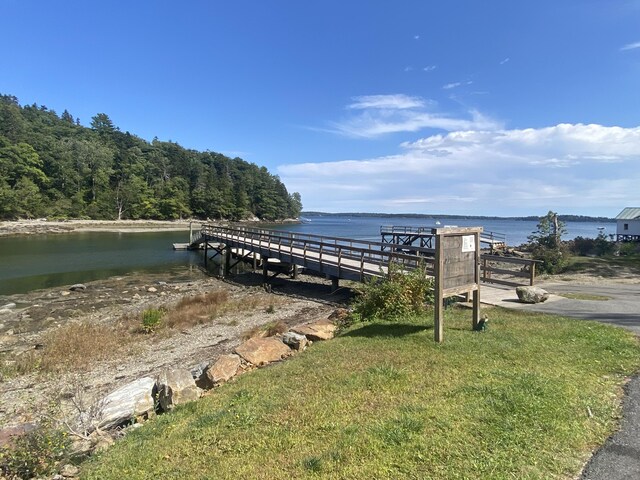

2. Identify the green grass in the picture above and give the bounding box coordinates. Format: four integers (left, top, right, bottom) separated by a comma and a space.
81, 308, 640, 480
557, 292, 611, 301
564, 254, 640, 276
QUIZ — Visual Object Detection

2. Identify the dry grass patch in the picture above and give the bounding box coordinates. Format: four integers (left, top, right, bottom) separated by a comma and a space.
162, 290, 283, 330
241, 320, 288, 340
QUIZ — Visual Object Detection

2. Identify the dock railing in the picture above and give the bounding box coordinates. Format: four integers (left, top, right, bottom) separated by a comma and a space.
480, 254, 540, 287
201, 224, 435, 281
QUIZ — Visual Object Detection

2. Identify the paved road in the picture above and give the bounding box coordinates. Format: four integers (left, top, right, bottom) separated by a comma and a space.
482, 281, 640, 480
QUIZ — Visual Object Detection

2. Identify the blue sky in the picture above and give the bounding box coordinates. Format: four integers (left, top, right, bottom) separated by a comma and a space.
1, 1, 639, 217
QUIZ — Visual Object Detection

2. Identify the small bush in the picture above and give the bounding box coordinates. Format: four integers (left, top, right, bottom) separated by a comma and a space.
619, 242, 639, 256
352, 263, 434, 321
0, 416, 70, 479
141, 308, 164, 333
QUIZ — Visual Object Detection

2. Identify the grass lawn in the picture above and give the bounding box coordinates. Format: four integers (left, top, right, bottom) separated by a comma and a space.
564, 253, 640, 277
82, 307, 640, 480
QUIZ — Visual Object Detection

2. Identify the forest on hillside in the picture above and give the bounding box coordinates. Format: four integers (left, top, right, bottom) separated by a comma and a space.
0, 94, 302, 221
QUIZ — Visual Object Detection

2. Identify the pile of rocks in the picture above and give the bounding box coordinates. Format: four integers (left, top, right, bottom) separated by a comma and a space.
72, 314, 340, 453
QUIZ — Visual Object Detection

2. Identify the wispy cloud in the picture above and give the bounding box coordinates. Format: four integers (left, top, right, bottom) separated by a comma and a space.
347, 94, 426, 110
414, 35, 420, 40
280, 124, 640, 215
500, 57, 510, 64
443, 80, 473, 90
423, 65, 437, 72
621, 41, 640, 51
327, 95, 501, 138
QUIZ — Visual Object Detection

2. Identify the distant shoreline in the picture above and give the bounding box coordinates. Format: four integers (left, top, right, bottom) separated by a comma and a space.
302, 212, 616, 223
0, 218, 301, 237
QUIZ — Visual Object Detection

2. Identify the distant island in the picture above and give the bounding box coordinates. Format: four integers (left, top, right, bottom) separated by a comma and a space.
302, 212, 615, 223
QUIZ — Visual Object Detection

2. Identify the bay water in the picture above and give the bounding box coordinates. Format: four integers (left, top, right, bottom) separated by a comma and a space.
0, 215, 614, 299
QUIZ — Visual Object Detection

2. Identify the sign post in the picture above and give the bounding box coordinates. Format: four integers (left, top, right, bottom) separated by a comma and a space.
432, 227, 482, 343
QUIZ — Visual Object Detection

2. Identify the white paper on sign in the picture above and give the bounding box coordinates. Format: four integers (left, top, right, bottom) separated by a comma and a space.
462, 235, 475, 252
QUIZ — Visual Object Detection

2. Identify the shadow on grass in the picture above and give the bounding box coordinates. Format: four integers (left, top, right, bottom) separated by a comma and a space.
342, 322, 429, 338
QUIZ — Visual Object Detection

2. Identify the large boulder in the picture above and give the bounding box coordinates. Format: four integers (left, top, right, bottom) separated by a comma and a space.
156, 368, 200, 412
292, 319, 337, 341
197, 354, 242, 389
234, 337, 291, 366
516, 286, 550, 304
96, 377, 155, 430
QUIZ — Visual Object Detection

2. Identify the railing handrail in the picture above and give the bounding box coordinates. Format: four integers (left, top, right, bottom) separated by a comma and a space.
380, 225, 507, 244
202, 224, 436, 257
200, 225, 435, 279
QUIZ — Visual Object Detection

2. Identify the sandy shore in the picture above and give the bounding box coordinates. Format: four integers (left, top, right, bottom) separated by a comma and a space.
0, 219, 199, 236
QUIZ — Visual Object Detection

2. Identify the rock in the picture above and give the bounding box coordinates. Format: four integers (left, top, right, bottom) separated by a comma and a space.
61, 291, 71, 296
292, 319, 337, 341
60, 463, 80, 477
328, 308, 349, 321
0, 423, 37, 448
69, 284, 86, 291
0, 308, 12, 315
147, 286, 157, 293
0, 303, 16, 310
156, 368, 200, 412
190, 360, 210, 380
516, 286, 550, 304
235, 337, 291, 366
282, 331, 309, 351
96, 377, 155, 430
198, 354, 242, 389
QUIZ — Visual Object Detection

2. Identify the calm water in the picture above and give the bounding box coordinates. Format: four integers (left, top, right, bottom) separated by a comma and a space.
280, 214, 615, 247
0, 231, 201, 299
0, 216, 614, 298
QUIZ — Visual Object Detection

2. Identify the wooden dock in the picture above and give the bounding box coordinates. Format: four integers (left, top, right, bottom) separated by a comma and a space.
197, 225, 435, 286
380, 225, 507, 251
188, 225, 537, 288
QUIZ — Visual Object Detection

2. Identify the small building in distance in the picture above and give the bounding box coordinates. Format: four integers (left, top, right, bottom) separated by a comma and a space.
616, 207, 640, 241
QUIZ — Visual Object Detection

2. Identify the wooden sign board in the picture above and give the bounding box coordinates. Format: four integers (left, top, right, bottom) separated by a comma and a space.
432, 227, 482, 343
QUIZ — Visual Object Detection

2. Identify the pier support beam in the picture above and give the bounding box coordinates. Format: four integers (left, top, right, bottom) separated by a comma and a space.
331, 276, 339, 293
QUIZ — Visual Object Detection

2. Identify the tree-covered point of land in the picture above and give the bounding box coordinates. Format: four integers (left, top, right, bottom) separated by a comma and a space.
0, 94, 302, 221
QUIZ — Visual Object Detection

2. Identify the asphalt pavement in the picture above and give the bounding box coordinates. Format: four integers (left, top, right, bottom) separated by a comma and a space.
481, 281, 640, 480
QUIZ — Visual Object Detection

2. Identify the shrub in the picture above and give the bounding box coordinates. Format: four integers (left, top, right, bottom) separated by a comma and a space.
619, 242, 640, 256
352, 263, 434, 321
0, 416, 70, 479
570, 236, 595, 256
141, 308, 164, 333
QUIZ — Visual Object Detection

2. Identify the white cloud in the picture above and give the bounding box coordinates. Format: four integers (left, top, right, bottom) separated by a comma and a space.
423, 65, 437, 72
347, 94, 426, 110
443, 80, 473, 90
280, 124, 640, 215
621, 41, 640, 51
414, 35, 420, 40
327, 94, 501, 138
500, 57, 510, 64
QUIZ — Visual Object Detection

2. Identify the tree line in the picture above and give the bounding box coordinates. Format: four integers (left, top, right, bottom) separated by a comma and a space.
0, 94, 302, 221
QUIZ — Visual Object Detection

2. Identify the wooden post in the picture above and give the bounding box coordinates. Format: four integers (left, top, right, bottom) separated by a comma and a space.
530, 262, 536, 286
472, 231, 481, 330
224, 246, 231, 277
204, 240, 208, 269
434, 234, 444, 343
331, 276, 339, 293
292, 264, 299, 279
262, 257, 269, 282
